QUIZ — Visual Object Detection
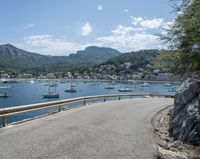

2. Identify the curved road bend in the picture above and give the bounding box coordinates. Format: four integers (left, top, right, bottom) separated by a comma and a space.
0, 98, 173, 159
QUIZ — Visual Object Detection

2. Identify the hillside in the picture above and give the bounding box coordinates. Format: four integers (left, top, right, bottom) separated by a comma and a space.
0, 44, 121, 73
89, 49, 160, 75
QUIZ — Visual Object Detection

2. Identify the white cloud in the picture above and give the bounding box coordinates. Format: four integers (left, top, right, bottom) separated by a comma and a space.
97, 5, 103, 11
131, 17, 143, 25
97, 24, 163, 52
140, 18, 164, 29
124, 9, 129, 13
111, 25, 145, 36
131, 17, 168, 29
112, 25, 134, 35
21, 34, 87, 55
98, 33, 161, 52
24, 23, 35, 29
81, 22, 92, 36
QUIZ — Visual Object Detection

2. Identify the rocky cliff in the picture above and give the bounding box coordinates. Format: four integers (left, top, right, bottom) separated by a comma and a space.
169, 78, 200, 146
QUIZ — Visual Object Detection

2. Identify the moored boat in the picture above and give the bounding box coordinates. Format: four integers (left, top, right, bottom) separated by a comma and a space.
164, 83, 171, 87
42, 92, 59, 98
118, 87, 134, 92
43, 80, 59, 98
105, 85, 114, 89
0, 86, 11, 97
141, 82, 150, 87
65, 87, 77, 93
2, 79, 18, 83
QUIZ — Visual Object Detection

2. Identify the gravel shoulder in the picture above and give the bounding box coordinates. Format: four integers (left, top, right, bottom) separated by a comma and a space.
152, 106, 200, 159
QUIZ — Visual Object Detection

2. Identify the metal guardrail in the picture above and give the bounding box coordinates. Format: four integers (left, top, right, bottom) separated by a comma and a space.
0, 93, 174, 127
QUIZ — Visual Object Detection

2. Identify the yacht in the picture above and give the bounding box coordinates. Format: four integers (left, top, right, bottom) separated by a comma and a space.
0, 86, 11, 97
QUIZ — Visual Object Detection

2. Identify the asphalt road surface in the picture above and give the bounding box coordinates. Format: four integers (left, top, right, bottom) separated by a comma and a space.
0, 98, 173, 159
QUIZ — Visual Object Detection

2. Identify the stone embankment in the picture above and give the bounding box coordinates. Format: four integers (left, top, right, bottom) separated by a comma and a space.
170, 79, 200, 146
153, 78, 200, 159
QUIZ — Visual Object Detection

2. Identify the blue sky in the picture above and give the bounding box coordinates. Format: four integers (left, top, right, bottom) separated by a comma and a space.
0, 0, 174, 55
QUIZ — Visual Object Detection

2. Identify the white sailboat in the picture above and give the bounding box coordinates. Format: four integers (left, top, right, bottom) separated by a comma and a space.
42, 80, 59, 98
65, 80, 77, 93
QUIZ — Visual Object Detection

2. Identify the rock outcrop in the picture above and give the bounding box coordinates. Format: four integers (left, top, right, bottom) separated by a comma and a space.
169, 78, 200, 146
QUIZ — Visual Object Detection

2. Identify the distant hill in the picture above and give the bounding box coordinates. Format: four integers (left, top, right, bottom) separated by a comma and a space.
0, 44, 121, 73
0, 44, 66, 72
68, 46, 121, 63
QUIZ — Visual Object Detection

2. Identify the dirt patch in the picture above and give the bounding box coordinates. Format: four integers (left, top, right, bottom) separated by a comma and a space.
152, 106, 200, 159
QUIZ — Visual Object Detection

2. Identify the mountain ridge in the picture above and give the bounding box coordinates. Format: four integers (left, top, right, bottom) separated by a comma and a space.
0, 44, 121, 72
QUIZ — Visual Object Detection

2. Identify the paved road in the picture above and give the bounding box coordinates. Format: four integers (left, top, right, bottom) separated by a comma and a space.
0, 98, 173, 159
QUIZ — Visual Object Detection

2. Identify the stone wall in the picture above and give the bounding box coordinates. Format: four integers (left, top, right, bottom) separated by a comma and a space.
169, 79, 200, 146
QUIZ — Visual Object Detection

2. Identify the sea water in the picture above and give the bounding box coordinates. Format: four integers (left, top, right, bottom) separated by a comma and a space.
0, 80, 180, 126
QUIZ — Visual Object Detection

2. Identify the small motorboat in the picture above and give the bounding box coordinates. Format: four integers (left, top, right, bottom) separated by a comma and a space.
65, 87, 77, 93
118, 87, 134, 92
164, 83, 171, 87
105, 85, 114, 89
60, 80, 67, 84
2, 79, 18, 83
29, 80, 35, 84
141, 82, 150, 87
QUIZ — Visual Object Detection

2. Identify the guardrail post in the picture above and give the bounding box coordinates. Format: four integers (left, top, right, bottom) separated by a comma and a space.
118, 96, 121, 100
58, 105, 62, 112
2, 116, 7, 127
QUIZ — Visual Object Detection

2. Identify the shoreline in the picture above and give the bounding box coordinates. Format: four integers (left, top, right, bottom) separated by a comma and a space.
0, 78, 181, 84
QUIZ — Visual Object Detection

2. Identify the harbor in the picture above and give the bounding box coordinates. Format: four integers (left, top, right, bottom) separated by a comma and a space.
0, 79, 179, 126
0, 79, 179, 108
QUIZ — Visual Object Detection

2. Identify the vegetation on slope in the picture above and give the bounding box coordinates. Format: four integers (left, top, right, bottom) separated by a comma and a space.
159, 0, 200, 75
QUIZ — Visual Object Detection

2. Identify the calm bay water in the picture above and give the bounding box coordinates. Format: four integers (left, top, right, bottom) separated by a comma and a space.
0, 80, 179, 126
